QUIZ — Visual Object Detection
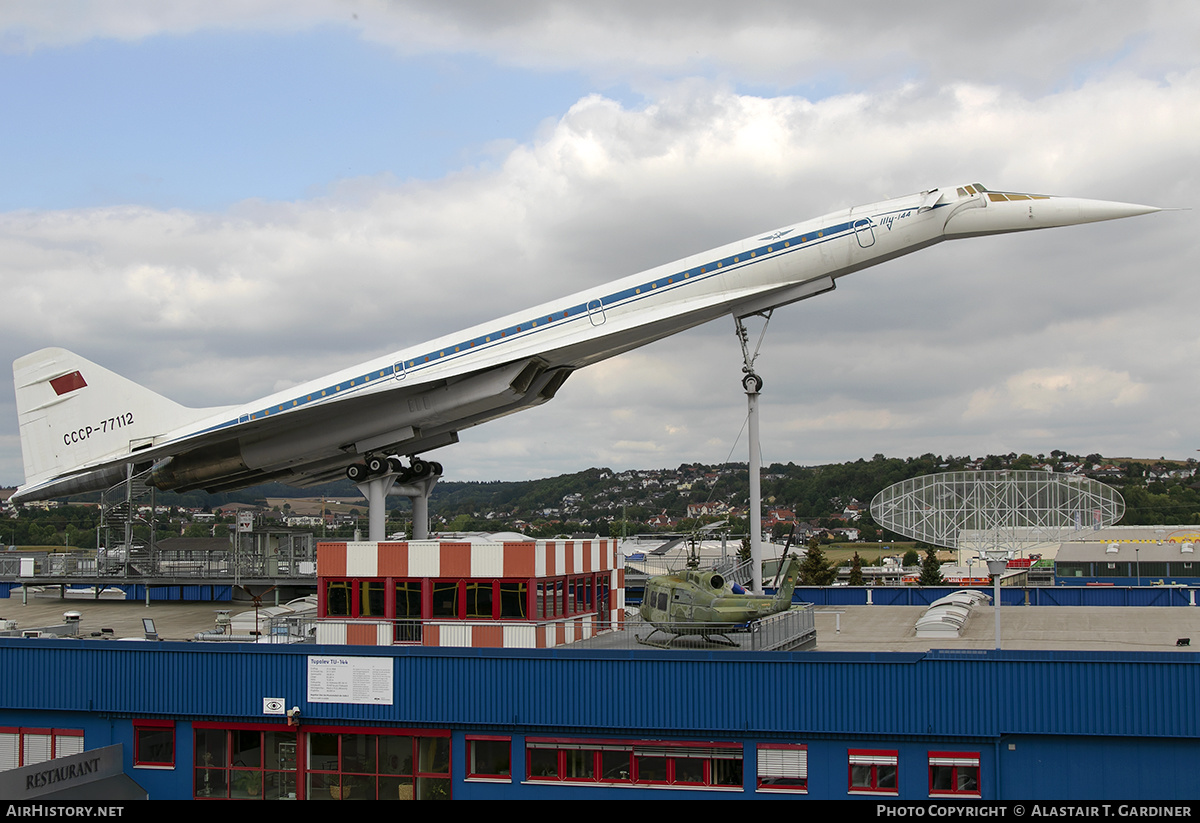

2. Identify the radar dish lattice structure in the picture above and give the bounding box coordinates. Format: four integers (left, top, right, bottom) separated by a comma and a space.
870, 471, 1124, 555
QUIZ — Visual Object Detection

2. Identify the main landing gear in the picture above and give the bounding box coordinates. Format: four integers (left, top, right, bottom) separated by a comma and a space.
345, 455, 444, 542
345, 456, 442, 484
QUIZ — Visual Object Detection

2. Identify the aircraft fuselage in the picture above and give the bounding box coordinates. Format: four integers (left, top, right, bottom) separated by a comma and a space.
12, 183, 1161, 500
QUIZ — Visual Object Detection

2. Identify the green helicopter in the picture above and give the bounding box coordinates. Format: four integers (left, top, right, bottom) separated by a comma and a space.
635, 552, 801, 648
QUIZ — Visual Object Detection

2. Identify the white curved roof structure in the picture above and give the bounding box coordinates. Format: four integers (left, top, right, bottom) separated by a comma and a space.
870, 471, 1124, 554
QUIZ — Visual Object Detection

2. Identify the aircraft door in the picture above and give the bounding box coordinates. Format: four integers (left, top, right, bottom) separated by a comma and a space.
671, 588, 693, 621
853, 217, 876, 248
586, 298, 606, 326
393, 360, 406, 381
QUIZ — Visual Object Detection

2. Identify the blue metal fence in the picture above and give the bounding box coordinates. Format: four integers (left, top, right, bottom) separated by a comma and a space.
793, 585, 1197, 607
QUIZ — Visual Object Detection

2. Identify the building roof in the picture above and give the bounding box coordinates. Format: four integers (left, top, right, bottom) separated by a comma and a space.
1056, 540, 1198, 563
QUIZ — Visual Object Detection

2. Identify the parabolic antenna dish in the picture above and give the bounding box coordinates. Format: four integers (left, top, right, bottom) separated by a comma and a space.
869, 471, 1124, 554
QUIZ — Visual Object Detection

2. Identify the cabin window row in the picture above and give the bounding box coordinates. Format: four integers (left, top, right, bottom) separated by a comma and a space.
322, 574, 610, 621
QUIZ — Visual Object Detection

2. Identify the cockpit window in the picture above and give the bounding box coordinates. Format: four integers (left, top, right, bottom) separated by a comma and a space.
957, 183, 991, 198
987, 191, 1050, 202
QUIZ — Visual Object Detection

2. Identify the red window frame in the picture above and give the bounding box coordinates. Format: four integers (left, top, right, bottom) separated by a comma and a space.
535, 575, 600, 619
193, 721, 299, 800
304, 724, 450, 800
928, 751, 980, 797
133, 718, 175, 768
323, 575, 596, 621
526, 737, 742, 789
848, 748, 898, 795
466, 735, 512, 781
0, 727, 83, 769
757, 743, 807, 793
322, 578, 355, 617
192, 722, 451, 801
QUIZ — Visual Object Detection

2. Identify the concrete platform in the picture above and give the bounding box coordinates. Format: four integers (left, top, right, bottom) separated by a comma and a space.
3, 596, 1198, 651
811, 605, 1200, 652
0, 597, 248, 641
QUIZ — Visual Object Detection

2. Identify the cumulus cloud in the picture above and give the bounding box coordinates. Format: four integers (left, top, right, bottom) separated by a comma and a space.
965, 367, 1148, 418
8, 2, 1197, 95
1, 5, 1198, 486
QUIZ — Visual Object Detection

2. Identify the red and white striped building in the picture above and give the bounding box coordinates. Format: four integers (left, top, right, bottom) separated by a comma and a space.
315, 538, 624, 648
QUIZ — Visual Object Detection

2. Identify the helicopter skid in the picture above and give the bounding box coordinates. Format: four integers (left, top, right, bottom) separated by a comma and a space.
634, 627, 739, 649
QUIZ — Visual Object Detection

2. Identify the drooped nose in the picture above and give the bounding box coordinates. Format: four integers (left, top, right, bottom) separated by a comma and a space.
944, 191, 1161, 237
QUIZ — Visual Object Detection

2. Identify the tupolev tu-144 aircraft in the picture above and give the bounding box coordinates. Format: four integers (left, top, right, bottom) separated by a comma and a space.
12, 182, 1161, 503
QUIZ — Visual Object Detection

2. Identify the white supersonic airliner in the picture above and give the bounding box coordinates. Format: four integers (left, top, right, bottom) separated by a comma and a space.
12, 183, 1161, 503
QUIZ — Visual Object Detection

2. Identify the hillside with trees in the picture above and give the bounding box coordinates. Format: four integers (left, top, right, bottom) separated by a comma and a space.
3, 451, 1198, 547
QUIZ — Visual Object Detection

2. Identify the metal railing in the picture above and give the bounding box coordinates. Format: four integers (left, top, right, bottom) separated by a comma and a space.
747, 606, 816, 651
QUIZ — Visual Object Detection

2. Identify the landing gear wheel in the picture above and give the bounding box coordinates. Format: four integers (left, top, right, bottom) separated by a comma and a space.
742, 373, 763, 393
346, 463, 367, 483
365, 455, 387, 475
409, 458, 430, 479
430, 462, 443, 476
389, 457, 413, 483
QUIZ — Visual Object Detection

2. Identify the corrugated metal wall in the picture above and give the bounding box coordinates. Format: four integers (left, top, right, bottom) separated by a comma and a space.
2, 639, 1198, 742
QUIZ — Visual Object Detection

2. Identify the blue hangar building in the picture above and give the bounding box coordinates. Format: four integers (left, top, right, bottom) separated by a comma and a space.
1, 537, 1198, 801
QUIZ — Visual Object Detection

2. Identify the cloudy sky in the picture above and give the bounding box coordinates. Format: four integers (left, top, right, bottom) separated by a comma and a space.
1, 1, 1198, 490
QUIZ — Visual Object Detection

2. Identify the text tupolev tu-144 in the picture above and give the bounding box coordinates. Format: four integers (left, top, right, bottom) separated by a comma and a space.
12, 182, 1161, 503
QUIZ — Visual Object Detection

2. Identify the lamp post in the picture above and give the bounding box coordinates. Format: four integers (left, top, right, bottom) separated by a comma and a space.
982, 547, 1010, 650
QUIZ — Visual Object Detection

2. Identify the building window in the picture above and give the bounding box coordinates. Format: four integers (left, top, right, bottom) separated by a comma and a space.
307, 730, 450, 800
527, 738, 742, 789
757, 744, 806, 792
848, 749, 898, 795
359, 581, 386, 616
431, 580, 460, 618
192, 724, 452, 800
498, 582, 528, 618
394, 580, 423, 643
467, 736, 511, 781
0, 728, 83, 771
325, 580, 352, 616
464, 580, 493, 618
394, 581, 421, 617
133, 719, 175, 768
193, 725, 298, 799
929, 751, 980, 797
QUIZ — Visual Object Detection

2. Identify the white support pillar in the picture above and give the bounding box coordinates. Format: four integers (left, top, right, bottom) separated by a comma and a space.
353, 474, 399, 543
394, 475, 440, 540
353, 461, 441, 542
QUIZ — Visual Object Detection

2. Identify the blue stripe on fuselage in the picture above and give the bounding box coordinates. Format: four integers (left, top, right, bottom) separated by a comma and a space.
194, 216, 865, 439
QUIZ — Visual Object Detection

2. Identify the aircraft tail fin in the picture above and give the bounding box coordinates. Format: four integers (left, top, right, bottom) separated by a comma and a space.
774, 554, 802, 605
13, 347, 220, 494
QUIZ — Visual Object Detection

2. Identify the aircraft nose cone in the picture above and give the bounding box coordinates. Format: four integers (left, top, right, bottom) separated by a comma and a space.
943, 192, 1164, 237
1052, 197, 1162, 225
